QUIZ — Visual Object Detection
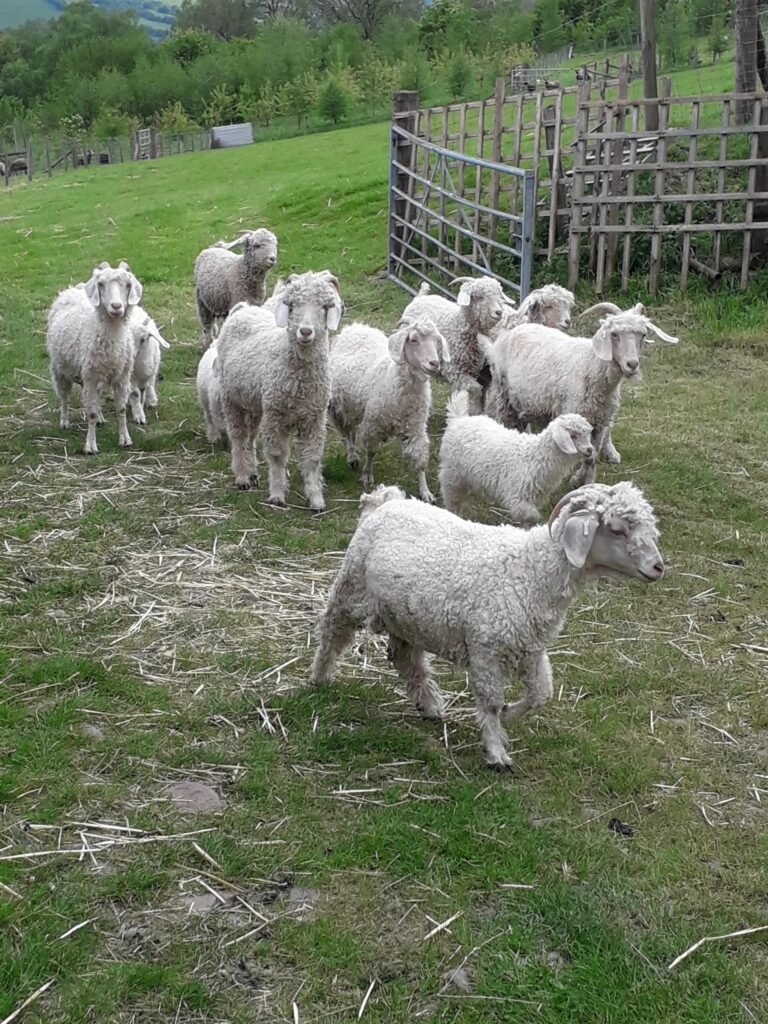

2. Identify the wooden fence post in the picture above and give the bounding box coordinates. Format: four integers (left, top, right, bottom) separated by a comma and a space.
543, 102, 566, 257
44, 134, 51, 178
489, 76, 505, 243
389, 90, 420, 272
604, 54, 631, 283
568, 79, 592, 291
648, 76, 672, 295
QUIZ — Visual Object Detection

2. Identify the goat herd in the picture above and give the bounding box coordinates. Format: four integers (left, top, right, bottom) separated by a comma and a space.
43, 229, 679, 768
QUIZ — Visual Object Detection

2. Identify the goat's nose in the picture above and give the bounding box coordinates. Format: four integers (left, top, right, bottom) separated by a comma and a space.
563, 318, 572, 329
267, 256, 276, 265
492, 308, 502, 320
653, 560, 665, 576
427, 359, 439, 371
584, 445, 594, 457
626, 358, 639, 371
299, 326, 313, 339
109, 302, 123, 313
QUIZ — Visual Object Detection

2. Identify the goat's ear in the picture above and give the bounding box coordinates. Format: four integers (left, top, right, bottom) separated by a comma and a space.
561, 510, 600, 568
118, 260, 132, 274
437, 329, 450, 363
326, 301, 342, 332
551, 420, 578, 455
275, 301, 290, 328
387, 325, 409, 362
591, 325, 614, 362
127, 275, 143, 306
84, 274, 101, 308
457, 283, 472, 307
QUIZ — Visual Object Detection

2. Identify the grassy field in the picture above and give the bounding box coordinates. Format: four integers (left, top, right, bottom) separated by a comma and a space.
1, 123, 768, 1024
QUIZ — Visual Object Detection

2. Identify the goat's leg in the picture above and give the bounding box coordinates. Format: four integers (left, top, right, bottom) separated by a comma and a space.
501, 650, 553, 721
468, 649, 512, 769
113, 378, 133, 448
387, 636, 445, 719
51, 372, 71, 430
401, 430, 434, 504
196, 293, 216, 351
82, 377, 101, 455
227, 405, 259, 489
295, 425, 327, 512
261, 417, 291, 507
129, 384, 146, 425
310, 576, 359, 684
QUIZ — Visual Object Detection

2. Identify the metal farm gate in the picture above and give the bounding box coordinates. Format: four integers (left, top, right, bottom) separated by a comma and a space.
388, 115, 535, 301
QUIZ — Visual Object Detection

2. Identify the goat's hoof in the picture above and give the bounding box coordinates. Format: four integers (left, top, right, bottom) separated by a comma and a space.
119, 439, 133, 448
601, 449, 621, 465
249, 474, 260, 486
310, 504, 326, 515
347, 457, 359, 471
84, 446, 98, 456
486, 760, 513, 773
267, 495, 286, 508
133, 417, 147, 427
236, 481, 251, 491
421, 491, 436, 505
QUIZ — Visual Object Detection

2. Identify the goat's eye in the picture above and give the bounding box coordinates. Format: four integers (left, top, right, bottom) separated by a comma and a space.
610, 526, 626, 537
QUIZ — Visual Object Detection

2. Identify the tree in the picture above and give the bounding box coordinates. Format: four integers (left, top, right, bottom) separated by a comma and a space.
318, 77, 349, 124
708, 16, 728, 61
175, 0, 257, 40
165, 29, 217, 67
358, 54, 398, 114
315, 0, 408, 41
254, 82, 281, 126
155, 100, 197, 132
202, 84, 236, 126
658, 0, 691, 70
447, 50, 474, 99
283, 72, 319, 128
533, 0, 564, 54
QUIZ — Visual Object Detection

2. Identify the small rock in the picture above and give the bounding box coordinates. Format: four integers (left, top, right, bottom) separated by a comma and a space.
540, 950, 570, 970
167, 781, 224, 814
285, 886, 320, 920
80, 723, 105, 742
183, 892, 222, 914
607, 817, 634, 837
442, 966, 472, 992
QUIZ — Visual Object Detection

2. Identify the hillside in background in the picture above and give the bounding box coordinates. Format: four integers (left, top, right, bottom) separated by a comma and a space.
0, 0, 180, 36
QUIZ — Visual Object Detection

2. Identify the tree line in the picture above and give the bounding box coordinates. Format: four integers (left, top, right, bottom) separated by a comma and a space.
0, 0, 735, 146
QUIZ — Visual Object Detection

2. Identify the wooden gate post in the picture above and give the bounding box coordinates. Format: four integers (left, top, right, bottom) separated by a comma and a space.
389, 90, 419, 273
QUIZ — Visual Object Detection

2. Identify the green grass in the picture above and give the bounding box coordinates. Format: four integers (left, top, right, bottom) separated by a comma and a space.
1, 122, 768, 1024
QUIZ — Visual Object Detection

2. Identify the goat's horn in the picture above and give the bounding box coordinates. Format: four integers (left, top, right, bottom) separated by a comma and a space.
502, 291, 517, 306
222, 235, 248, 250
579, 302, 621, 318
547, 488, 584, 536
449, 277, 475, 286
644, 319, 679, 344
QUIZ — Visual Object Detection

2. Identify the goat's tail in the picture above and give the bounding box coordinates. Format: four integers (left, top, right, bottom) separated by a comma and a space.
358, 485, 407, 520
445, 390, 470, 422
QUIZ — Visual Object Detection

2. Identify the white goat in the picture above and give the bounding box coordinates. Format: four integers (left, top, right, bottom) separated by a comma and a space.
328, 317, 449, 503
194, 228, 278, 349
196, 342, 226, 443
310, 481, 664, 768
46, 261, 143, 454
126, 309, 170, 424
482, 305, 678, 484
215, 271, 343, 510
439, 394, 594, 523
401, 276, 510, 414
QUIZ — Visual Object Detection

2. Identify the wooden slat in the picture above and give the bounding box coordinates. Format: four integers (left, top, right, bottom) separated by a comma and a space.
741, 98, 761, 289
571, 221, 768, 234
568, 80, 592, 290
620, 105, 641, 291
680, 101, 700, 290
649, 78, 672, 295
605, 56, 629, 282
